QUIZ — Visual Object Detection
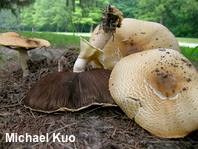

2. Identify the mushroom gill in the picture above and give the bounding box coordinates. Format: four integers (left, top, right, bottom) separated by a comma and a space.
24, 68, 116, 113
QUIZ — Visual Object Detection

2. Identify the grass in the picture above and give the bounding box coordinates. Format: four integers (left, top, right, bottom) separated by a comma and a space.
0, 52, 19, 66
0, 30, 90, 48
180, 46, 198, 62
18, 31, 90, 48
176, 37, 198, 44
0, 30, 198, 66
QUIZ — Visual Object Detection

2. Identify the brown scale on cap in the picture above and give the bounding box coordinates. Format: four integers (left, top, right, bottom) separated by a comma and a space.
109, 48, 198, 138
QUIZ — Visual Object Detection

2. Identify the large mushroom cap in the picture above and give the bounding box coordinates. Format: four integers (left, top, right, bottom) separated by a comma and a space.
90, 18, 180, 70
109, 48, 198, 138
0, 32, 50, 48
24, 68, 116, 113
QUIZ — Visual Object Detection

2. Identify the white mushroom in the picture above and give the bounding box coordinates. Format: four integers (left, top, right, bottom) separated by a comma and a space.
90, 18, 180, 70
73, 4, 123, 72
0, 32, 50, 77
73, 38, 103, 72
109, 48, 198, 138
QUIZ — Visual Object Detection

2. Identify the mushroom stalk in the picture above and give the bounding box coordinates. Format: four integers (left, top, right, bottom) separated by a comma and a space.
18, 49, 30, 77
73, 4, 123, 72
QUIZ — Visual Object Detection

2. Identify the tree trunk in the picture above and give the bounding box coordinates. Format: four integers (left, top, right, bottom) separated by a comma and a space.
160, 13, 164, 25
78, 23, 80, 32
72, 0, 75, 12
47, 25, 49, 32
56, 24, 59, 32
90, 24, 93, 33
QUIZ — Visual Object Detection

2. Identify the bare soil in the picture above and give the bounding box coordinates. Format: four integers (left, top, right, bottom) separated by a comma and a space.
0, 47, 198, 149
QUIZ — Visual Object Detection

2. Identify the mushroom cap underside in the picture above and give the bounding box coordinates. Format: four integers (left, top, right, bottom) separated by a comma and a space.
109, 48, 198, 138
90, 18, 180, 70
0, 32, 50, 48
24, 68, 116, 113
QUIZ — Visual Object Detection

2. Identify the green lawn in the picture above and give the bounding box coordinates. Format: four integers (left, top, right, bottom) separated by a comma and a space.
0, 30, 198, 65
176, 37, 198, 44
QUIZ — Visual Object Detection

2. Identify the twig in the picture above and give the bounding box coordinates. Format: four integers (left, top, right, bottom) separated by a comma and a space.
108, 120, 118, 139
48, 122, 80, 135
179, 139, 191, 149
0, 113, 14, 116
0, 103, 20, 108
29, 109, 36, 118
111, 126, 117, 138
126, 120, 134, 131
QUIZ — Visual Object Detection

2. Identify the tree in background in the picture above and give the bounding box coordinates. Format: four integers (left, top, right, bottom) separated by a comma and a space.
33, 0, 56, 31
135, 0, 179, 25
51, 0, 71, 32
0, 0, 35, 16
109, 0, 138, 18
172, 0, 198, 37
20, 5, 35, 31
0, 9, 21, 30
0, 0, 197, 37
73, 0, 109, 32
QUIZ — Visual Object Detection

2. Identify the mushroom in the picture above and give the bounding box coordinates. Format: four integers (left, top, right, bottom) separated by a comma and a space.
0, 32, 50, 77
109, 48, 198, 138
58, 56, 71, 72
24, 67, 117, 113
89, 18, 181, 70
73, 37, 104, 72
73, 4, 123, 72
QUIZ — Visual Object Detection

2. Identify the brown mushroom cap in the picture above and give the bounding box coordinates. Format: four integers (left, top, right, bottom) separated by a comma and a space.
0, 32, 50, 48
109, 48, 198, 138
90, 18, 180, 70
0, 32, 51, 77
24, 68, 117, 113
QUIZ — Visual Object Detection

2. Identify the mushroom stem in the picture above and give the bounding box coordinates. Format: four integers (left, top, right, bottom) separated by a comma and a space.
89, 29, 113, 51
73, 4, 123, 72
73, 38, 103, 72
73, 58, 90, 73
18, 49, 30, 77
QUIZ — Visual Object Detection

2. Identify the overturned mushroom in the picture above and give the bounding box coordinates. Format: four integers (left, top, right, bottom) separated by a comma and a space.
24, 68, 116, 113
0, 32, 50, 76
109, 48, 198, 138
73, 4, 123, 72
90, 18, 180, 70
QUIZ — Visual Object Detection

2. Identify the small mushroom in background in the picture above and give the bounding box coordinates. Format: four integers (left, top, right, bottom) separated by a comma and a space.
24, 58, 117, 113
109, 48, 198, 138
73, 4, 123, 72
89, 18, 181, 70
58, 56, 71, 72
0, 32, 50, 77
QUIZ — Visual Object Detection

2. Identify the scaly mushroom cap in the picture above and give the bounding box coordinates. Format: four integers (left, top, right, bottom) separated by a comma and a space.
109, 48, 198, 138
0, 32, 50, 48
24, 68, 116, 113
90, 18, 180, 70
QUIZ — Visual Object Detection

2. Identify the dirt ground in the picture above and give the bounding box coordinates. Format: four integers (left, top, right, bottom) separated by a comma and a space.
0, 47, 198, 149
